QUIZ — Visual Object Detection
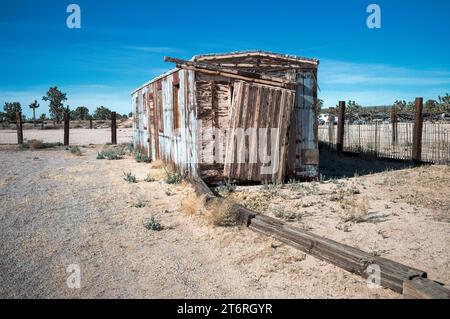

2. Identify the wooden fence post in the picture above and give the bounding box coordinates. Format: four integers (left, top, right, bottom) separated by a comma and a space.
111, 112, 117, 145
89, 117, 93, 129
64, 112, 69, 146
391, 106, 398, 145
16, 111, 23, 145
337, 101, 346, 152
328, 109, 334, 144
412, 97, 423, 162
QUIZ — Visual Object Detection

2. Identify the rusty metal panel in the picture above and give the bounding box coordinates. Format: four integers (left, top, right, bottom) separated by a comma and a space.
294, 71, 319, 179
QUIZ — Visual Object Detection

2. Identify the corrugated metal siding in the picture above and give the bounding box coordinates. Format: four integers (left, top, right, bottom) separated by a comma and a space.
294, 71, 319, 179
133, 69, 198, 177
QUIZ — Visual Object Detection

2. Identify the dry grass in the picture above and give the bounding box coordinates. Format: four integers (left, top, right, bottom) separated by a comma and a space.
181, 195, 207, 216
151, 160, 164, 169
205, 198, 238, 227
27, 139, 44, 149
341, 196, 369, 223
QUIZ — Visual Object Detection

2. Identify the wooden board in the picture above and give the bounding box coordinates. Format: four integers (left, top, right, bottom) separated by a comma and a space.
224, 81, 295, 183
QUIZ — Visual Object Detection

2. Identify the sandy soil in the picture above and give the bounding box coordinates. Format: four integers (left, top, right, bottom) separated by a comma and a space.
227, 146, 450, 288
0, 145, 408, 299
0, 128, 132, 145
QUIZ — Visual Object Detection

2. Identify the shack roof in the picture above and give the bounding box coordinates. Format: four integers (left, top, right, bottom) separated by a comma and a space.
132, 51, 318, 94
193, 50, 319, 65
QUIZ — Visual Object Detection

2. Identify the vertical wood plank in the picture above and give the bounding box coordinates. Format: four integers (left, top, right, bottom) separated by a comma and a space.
412, 97, 424, 162
337, 101, 346, 152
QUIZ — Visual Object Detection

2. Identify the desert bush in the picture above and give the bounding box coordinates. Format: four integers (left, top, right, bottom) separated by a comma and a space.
205, 198, 238, 227
144, 217, 163, 231
134, 152, 151, 163
27, 139, 44, 149
97, 148, 124, 160
273, 206, 302, 222
67, 146, 82, 156
144, 174, 156, 182
123, 171, 137, 183
151, 160, 164, 169
164, 167, 183, 184
214, 179, 236, 195
134, 200, 146, 208
341, 196, 369, 223
181, 195, 207, 216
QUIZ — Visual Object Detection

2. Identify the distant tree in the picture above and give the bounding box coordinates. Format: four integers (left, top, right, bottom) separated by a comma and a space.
128, 112, 133, 118
346, 100, 362, 123
40, 113, 46, 129
72, 106, 90, 120
438, 93, 450, 113
29, 100, 40, 127
93, 106, 112, 120
425, 99, 440, 115
122, 114, 127, 119
3, 102, 22, 122
42, 86, 67, 123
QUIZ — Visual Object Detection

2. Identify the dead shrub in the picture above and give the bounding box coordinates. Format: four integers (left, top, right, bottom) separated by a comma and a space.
151, 160, 164, 169
181, 195, 207, 216
205, 198, 238, 227
341, 196, 369, 223
27, 139, 44, 149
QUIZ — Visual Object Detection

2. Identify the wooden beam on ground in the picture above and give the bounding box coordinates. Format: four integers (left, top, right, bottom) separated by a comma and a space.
164, 56, 297, 89
403, 277, 450, 299
248, 214, 426, 294
187, 176, 450, 298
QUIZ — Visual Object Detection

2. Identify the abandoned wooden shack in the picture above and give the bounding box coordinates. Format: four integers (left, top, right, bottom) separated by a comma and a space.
131, 51, 319, 184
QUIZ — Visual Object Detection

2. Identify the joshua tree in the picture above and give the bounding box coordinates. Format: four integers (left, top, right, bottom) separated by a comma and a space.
29, 100, 40, 127
40, 113, 46, 129
42, 86, 67, 123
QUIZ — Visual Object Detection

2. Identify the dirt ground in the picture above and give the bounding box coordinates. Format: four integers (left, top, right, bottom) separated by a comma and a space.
0, 142, 448, 298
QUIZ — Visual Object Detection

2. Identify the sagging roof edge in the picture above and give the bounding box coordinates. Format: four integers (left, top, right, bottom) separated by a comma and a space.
132, 50, 319, 95
193, 50, 319, 65
131, 67, 181, 95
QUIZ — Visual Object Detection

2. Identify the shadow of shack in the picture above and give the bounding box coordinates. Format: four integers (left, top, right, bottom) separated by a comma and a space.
131, 51, 319, 184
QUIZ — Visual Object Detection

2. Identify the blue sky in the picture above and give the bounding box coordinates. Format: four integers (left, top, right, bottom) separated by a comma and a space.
0, 0, 449, 118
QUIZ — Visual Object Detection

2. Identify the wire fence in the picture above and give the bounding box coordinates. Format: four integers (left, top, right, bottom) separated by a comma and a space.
318, 122, 450, 164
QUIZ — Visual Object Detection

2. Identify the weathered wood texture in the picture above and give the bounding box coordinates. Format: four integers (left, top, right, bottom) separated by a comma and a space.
16, 111, 23, 145
64, 112, 69, 146
412, 97, 424, 161
165, 56, 297, 89
188, 176, 449, 298
337, 101, 345, 152
223, 81, 295, 183
111, 112, 117, 145
403, 277, 450, 299
248, 214, 427, 294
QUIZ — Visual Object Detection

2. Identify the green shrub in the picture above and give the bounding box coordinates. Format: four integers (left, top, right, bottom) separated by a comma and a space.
97, 148, 124, 160
67, 146, 82, 156
123, 171, 137, 183
164, 167, 182, 184
144, 217, 163, 231
215, 179, 236, 195
134, 152, 151, 163
144, 174, 156, 182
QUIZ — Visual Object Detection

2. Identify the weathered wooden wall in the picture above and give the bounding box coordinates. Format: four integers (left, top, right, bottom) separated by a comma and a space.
132, 69, 198, 178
